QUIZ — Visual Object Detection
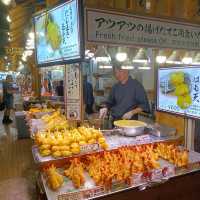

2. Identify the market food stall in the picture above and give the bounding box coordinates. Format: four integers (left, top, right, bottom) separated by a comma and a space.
27, 0, 200, 199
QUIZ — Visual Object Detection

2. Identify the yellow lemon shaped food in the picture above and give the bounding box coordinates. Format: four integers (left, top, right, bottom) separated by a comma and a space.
177, 95, 192, 109
79, 141, 87, 145
52, 151, 62, 158
170, 72, 184, 86
98, 137, 106, 144
61, 151, 72, 157
40, 149, 51, 157
71, 147, 80, 154
175, 84, 189, 96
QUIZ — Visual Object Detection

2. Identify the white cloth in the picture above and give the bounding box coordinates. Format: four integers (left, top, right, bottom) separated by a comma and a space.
99, 107, 108, 119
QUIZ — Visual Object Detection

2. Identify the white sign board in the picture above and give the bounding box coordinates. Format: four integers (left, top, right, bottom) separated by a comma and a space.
86, 9, 200, 50
65, 64, 82, 120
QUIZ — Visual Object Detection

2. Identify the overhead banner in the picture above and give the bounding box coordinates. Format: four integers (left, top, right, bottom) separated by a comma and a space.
86, 9, 200, 50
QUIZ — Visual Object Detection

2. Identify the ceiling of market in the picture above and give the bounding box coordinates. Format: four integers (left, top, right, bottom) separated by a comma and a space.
0, 0, 45, 71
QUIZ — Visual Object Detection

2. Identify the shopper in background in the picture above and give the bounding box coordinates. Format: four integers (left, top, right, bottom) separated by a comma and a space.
2, 75, 15, 124
83, 75, 94, 115
56, 80, 64, 96
99, 64, 150, 121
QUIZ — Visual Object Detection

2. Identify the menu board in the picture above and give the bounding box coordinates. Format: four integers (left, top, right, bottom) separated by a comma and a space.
65, 64, 82, 120
157, 66, 200, 119
34, 0, 83, 66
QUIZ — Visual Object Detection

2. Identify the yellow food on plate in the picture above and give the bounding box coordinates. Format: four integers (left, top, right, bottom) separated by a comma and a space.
79, 141, 87, 145
114, 120, 146, 128
100, 142, 109, 150
40, 149, 51, 157
98, 137, 106, 144
71, 147, 80, 154
51, 146, 59, 152
177, 94, 192, 109
46, 165, 63, 190
71, 142, 79, 149
61, 150, 72, 157
39, 144, 51, 151
174, 83, 189, 96
88, 139, 96, 144
52, 151, 62, 158
170, 72, 184, 86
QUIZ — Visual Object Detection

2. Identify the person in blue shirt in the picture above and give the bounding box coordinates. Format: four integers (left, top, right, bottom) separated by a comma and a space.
99, 65, 150, 121
2, 75, 14, 124
83, 75, 94, 114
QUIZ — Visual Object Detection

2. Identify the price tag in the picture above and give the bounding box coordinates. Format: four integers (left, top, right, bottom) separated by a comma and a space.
58, 191, 82, 200
80, 143, 100, 153
151, 169, 163, 181
135, 135, 151, 143
82, 186, 105, 199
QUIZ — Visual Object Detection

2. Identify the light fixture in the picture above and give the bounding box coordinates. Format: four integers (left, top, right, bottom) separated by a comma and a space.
95, 46, 111, 63
8, 37, 11, 41
1, 0, 12, 5
156, 50, 167, 64
116, 52, 127, 62
138, 66, 151, 70
4, 56, 8, 60
7, 32, 10, 36
182, 52, 194, 64
133, 48, 148, 63
166, 51, 182, 64
156, 56, 167, 64
6, 15, 11, 23
99, 65, 112, 69
121, 66, 135, 69
193, 53, 200, 65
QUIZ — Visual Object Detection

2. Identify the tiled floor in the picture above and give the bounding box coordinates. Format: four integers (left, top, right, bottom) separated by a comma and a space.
0, 113, 37, 200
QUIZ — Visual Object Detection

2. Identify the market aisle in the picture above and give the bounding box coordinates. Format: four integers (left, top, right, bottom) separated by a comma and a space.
0, 113, 37, 200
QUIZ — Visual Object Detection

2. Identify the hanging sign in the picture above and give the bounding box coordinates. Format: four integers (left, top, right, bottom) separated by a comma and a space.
86, 8, 200, 50
65, 64, 82, 120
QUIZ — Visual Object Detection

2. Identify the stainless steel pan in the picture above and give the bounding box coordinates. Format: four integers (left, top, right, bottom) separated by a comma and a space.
114, 120, 147, 137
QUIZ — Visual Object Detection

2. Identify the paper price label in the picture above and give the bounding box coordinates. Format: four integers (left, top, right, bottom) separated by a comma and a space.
80, 143, 100, 153
58, 191, 82, 200
82, 186, 105, 199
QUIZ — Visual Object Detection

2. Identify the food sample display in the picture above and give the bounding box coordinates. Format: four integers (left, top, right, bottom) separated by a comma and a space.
45, 165, 64, 190
114, 120, 147, 127
35, 126, 109, 157
42, 143, 189, 191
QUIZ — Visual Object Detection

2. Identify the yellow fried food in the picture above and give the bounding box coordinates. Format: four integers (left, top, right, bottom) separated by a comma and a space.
52, 151, 62, 158
61, 150, 72, 157
46, 165, 64, 190
170, 72, 184, 86
40, 149, 51, 157
88, 139, 96, 144
71, 147, 80, 154
98, 137, 106, 144
39, 144, 51, 151
175, 83, 189, 96
177, 94, 192, 109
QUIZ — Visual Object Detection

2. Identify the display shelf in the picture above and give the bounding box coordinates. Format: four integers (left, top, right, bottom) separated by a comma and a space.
40, 151, 200, 200
32, 133, 181, 165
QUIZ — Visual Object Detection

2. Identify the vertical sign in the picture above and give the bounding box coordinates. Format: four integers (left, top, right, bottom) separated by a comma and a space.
65, 64, 82, 120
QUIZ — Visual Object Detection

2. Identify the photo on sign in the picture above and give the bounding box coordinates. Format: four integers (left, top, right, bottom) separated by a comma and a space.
157, 66, 200, 119
34, 0, 83, 66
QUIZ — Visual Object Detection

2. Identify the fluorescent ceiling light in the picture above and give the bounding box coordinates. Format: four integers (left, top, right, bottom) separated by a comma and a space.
182, 57, 192, 64
166, 60, 182, 64
121, 66, 134, 69
96, 57, 110, 62
1, 0, 12, 5
132, 59, 148, 63
6, 15, 11, 23
4, 56, 7, 59
156, 56, 166, 64
138, 66, 151, 70
99, 65, 112, 69
116, 52, 127, 62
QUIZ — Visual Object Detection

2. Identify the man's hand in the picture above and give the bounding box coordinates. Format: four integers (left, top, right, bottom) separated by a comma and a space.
99, 107, 108, 119
122, 110, 134, 120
